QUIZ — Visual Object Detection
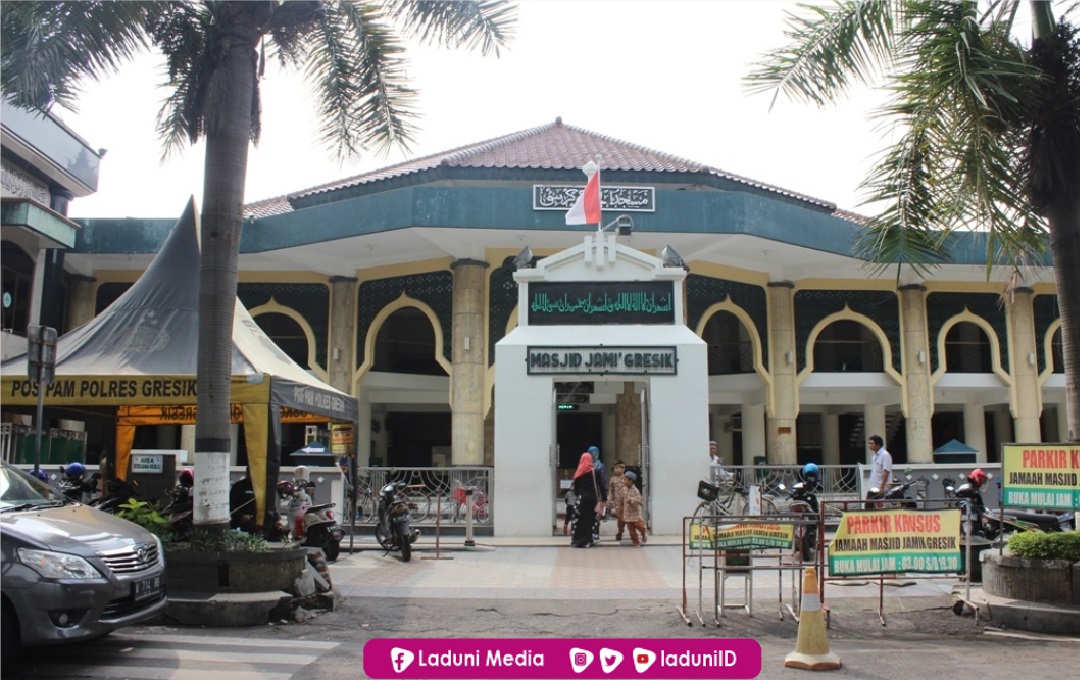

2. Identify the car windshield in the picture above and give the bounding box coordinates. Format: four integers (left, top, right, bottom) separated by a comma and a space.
0, 463, 69, 511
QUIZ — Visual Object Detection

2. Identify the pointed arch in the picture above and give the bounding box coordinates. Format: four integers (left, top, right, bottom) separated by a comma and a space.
249, 297, 327, 382
353, 293, 451, 392
801, 307, 902, 385
932, 311, 1011, 385
695, 300, 769, 382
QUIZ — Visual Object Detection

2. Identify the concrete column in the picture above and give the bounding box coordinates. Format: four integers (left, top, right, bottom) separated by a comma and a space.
65, 275, 97, 330
180, 425, 195, 462
766, 282, 798, 463
615, 382, 642, 466
823, 411, 840, 466
356, 399, 372, 467
1058, 404, 1069, 444
1009, 288, 1042, 443
963, 398, 989, 464
450, 259, 489, 465
742, 400, 766, 465
864, 404, 886, 464
328, 277, 357, 394
899, 284, 935, 462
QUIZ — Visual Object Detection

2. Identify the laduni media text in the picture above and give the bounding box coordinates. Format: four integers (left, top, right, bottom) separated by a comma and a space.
362, 638, 762, 679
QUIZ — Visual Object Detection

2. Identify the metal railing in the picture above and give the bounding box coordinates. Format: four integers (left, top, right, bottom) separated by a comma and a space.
341, 467, 492, 528
707, 464, 861, 522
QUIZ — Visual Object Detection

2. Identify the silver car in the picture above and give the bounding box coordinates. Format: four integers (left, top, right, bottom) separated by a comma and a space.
1, 462, 166, 662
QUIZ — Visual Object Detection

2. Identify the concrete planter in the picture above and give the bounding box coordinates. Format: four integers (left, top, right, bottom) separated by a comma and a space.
981, 551, 1078, 604
165, 546, 307, 594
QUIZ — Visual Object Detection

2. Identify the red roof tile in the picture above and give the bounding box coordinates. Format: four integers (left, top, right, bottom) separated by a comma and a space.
245, 118, 835, 217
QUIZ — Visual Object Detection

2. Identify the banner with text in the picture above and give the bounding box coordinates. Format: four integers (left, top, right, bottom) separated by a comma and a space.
828, 508, 961, 576
1001, 444, 1080, 510
688, 521, 794, 550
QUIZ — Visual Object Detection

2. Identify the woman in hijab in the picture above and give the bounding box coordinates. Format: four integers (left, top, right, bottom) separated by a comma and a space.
571, 452, 606, 548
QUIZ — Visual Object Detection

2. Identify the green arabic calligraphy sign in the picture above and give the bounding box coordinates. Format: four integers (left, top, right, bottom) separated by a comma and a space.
528, 281, 675, 326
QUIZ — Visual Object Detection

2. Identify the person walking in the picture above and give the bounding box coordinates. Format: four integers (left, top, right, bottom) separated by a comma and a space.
587, 446, 606, 544
865, 434, 893, 508
621, 471, 648, 547
607, 461, 628, 541
572, 452, 606, 548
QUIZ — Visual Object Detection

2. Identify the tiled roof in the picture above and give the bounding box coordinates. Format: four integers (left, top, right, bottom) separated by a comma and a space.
244, 117, 835, 217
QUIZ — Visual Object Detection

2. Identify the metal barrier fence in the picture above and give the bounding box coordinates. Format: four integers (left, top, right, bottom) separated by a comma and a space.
342, 467, 493, 528
679, 509, 822, 627
710, 464, 860, 523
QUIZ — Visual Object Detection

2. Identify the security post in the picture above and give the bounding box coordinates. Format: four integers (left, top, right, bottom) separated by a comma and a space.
26, 324, 57, 473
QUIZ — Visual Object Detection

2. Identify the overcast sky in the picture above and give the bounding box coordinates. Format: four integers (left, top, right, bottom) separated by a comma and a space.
52, 1, 1008, 219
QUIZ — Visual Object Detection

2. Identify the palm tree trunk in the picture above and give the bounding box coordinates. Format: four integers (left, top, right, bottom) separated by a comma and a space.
193, 5, 267, 531
1047, 200, 1080, 442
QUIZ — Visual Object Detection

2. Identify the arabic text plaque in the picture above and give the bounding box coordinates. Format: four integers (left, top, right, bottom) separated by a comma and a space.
528, 281, 675, 326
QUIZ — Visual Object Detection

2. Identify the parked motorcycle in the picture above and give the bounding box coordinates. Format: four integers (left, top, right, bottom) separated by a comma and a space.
278, 480, 344, 561
868, 479, 921, 509
161, 470, 194, 539
945, 471, 1074, 537
784, 463, 822, 562
376, 480, 419, 562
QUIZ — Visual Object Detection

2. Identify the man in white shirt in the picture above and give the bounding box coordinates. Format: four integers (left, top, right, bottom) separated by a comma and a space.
865, 434, 892, 508
709, 440, 732, 481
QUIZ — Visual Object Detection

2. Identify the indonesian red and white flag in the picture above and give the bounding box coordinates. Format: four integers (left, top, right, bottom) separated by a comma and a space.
565, 169, 601, 225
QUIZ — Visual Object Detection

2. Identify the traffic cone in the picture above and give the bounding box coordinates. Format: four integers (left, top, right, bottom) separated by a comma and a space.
784, 566, 841, 671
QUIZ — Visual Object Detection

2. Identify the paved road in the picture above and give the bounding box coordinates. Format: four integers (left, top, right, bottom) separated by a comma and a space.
6, 542, 1079, 679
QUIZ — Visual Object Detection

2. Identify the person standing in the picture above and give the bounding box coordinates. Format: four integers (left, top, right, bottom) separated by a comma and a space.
587, 446, 606, 544
865, 434, 893, 508
709, 440, 733, 481
621, 471, 648, 547
572, 452, 606, 548
607, 461, 628, 541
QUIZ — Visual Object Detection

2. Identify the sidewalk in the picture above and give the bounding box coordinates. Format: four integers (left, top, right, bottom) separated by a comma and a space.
328, 531, 960, 618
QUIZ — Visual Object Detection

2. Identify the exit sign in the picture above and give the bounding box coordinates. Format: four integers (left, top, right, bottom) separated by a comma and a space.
556, 403, 579, 411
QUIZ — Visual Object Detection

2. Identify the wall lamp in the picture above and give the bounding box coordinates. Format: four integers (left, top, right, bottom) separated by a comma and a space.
601, 214, 634, 236
784, 350, 794, 365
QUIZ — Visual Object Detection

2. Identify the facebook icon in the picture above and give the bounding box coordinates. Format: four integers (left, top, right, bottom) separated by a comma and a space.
390, 648, 415, 673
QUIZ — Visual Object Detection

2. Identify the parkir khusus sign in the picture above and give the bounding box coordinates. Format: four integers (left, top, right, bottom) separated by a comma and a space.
828, 508, 962, 576
1001, 444, 1080, 510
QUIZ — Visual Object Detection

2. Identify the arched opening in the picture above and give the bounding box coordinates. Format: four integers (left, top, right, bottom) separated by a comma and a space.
1, 241, 34, 334
703, 310, 754, 375
1051, 327, 1063, 373
253, 312, 309, 367
812, 320, 883, 372
374, 307, 446, 376
944, 322, 992, 373
369, 306, 450, 468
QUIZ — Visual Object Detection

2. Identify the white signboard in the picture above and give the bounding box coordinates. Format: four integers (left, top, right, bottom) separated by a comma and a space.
131, 453, 164, 474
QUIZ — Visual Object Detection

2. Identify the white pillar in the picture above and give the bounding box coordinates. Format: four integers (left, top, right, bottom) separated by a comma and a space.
963, 399, 988, 464
180, 425, 196, 465
357, 399, 372, 467
229, 423, 240, 466
742, 400, 766, 463
864, 404, 886, 464
823, 412, 840, 466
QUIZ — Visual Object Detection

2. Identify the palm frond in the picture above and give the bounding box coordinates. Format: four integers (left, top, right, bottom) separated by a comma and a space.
299, 1, 419, 161
386, 0, 516, 57
1, 1, 156, 112
744, 0, 895, 109
149, 3, 212, 159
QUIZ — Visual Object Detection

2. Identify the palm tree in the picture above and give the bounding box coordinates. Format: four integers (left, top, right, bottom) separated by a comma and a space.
746, 0, 1079, 443
2, 0, 515, 533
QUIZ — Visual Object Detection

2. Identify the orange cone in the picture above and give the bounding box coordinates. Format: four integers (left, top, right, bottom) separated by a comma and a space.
784, 566, 841, 671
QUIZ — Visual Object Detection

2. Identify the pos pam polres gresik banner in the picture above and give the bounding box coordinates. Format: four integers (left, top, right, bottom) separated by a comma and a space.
828, 508, 962, 576
1001, 444, 1080, 510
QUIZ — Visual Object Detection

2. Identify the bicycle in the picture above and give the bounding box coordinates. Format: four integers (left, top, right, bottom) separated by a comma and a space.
453, 482, 490, 524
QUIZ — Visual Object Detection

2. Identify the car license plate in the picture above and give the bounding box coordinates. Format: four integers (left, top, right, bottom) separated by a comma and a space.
133, 574, 162, 601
